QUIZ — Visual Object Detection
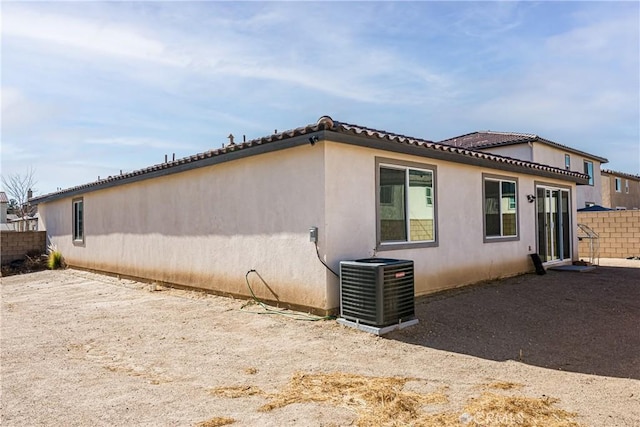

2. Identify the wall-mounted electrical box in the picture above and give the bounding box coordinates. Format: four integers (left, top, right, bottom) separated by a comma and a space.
309, 227, 318, 243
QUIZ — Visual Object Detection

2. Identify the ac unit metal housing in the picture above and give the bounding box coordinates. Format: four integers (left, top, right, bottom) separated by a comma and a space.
339, 258, 415, 327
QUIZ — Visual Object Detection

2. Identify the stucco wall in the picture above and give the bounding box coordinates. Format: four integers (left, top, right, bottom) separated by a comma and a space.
38, 139, 581, 311
481, 145, 533, 162
577, 211, 640, 258
531, 144, 603, 208
601, 175, 612, 208
602, 174, 640, 210
40, 145, 331, 311
323, 142, 579, 298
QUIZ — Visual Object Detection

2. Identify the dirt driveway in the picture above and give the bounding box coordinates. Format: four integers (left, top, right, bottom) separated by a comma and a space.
1, 265, 639, 426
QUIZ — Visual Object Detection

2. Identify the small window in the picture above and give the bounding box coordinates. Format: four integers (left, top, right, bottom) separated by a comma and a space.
380, 186, 394, 205
564, 154, 571, 170
583, 161, 594, 186
378, 161, 436, 246
625, 179, 629, 194
72, 198, 84, 243
615, 178, 622, 192
483, 175, 518, 241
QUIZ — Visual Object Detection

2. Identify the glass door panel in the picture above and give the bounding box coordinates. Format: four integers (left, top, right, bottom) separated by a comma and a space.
537, 187, 571, 262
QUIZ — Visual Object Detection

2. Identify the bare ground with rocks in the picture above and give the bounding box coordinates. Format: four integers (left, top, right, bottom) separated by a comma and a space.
1, 264, 638, 426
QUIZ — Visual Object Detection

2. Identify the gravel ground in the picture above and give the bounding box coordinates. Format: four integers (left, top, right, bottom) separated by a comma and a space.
1, 265, 639, 426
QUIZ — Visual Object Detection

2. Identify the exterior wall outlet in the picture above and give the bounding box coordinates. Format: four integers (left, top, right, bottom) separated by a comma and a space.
309, 226, 318, 243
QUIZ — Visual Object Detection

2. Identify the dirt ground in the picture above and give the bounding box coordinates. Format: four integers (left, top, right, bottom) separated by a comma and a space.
1, 261, 639, 426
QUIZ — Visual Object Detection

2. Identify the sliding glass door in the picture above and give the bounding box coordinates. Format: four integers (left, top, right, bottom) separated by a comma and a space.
537, 187, 571, 262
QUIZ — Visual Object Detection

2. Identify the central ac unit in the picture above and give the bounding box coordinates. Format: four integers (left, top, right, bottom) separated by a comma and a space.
339, 258, 415, 328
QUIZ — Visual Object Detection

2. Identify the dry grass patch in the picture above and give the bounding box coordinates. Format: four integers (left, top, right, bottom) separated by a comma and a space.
259, 372, 447, 426
103, 365, 171, 384
484, 381, 524, 390
459, 392, 582, 427
209, 385, 264, 398
195, 417, 235, 427
244, 367, 258, 375
207, 372, 582, 427
417, 392, 581, 427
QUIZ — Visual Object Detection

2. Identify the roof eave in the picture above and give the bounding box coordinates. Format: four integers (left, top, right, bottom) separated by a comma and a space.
325, 130, 589, 184
30, 132, 323, 205
31, 121, 589, 204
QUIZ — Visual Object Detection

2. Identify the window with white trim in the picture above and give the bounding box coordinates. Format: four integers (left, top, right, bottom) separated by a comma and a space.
625, 179, 629, 194
72, 198, 84, 243
615, 178, 622, 192
564, 154, 571, 170
379, 163, 436, 245
483, 176, 518, 239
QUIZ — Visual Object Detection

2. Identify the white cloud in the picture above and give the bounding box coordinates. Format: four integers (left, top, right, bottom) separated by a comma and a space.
546, 12, 639, 62
451, 2, 525, 38
464, 7, 638, 133
1, 3, 452, 105
1, 87, 58, 131
2, 7, 187, 67
0, 141, 39, 162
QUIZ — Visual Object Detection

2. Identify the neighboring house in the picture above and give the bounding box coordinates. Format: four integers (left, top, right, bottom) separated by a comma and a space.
601, 169, 640, 210
0, 190, 39, 231
439, 132, 608, 209
0, 191, 12, 232
8, 213, 39, 231
31, 117, 589, 313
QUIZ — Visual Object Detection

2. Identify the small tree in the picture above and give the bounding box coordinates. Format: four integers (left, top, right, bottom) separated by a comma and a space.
1, 167, 38, 228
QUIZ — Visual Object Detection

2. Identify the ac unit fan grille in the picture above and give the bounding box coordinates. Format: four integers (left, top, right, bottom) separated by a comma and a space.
340, 259, 415, 327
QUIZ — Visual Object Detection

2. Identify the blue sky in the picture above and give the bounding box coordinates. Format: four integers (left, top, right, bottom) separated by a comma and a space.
2, 1, 639, 196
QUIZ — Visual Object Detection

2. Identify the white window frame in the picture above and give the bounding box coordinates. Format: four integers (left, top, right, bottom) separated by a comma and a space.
482, 174, 519, 242
376, 158, 438, 250
72, 198, 84, 245
625, 179, 629, 194
564, 154, 571, 170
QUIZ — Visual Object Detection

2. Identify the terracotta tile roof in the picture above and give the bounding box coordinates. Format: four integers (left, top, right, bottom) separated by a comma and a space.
31, 116, 590, 204
0, 191, 8, 203
601, 169, 640, 180
439, 131, 608, 163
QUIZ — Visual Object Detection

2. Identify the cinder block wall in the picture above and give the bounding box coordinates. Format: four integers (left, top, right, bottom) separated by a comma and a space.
0, 231, 47, 265
578, 211, 640, 259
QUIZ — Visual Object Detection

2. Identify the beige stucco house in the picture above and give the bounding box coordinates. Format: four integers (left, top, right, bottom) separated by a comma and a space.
0, 191, 11, 231
439, 132, 608, 209
31, 117, 589, 313
601, 169, 640, 210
